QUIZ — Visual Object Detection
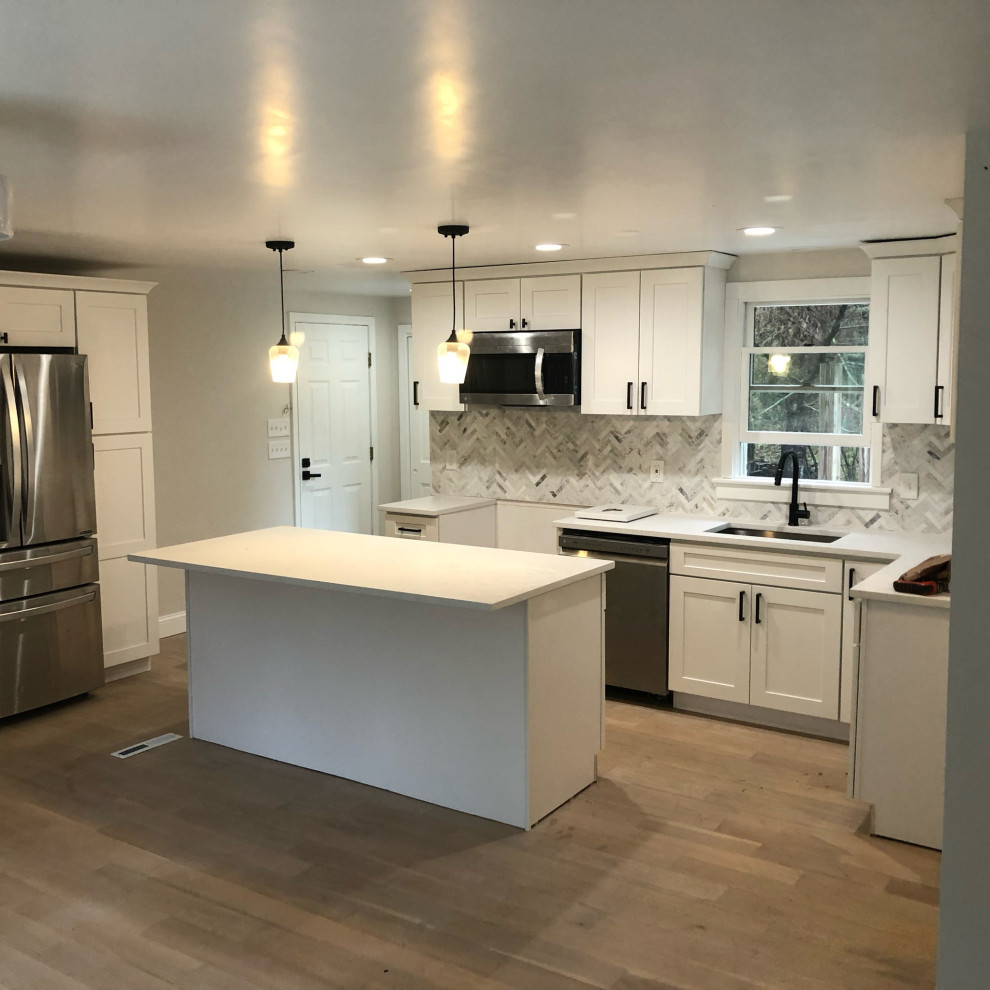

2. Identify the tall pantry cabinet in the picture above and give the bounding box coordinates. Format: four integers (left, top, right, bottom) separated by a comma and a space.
0, 271, 159, 679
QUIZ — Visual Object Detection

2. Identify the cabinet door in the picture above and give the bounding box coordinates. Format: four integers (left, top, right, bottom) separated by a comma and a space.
520, 275, 581, 330
750, 585, 841, 719
0, 287, 75, 347
668, 575, 750, 703
410, 281, 464, 412
839, 560, 884, 723
936, 253, 956, 427
871, 256, 941, 424
639, 267, 717, 416
99, 555, 160, 669
93, 434, 156, 559
76, 292, 152, 434
580, 271, 641, 416
464, 279, 521, 332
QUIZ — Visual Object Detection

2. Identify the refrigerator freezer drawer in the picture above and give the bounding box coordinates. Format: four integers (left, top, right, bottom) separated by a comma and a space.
0, 584, 105, 717
0, 538, 99, 603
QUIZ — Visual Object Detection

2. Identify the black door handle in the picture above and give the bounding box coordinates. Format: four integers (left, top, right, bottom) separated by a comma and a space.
934, 385, 944, 419
872, 385, 881, 418
640, 381, 647, 410
521, 318, 529, 329
848, 567, 856, 602
509, 319, 516, 329
738, 590, 746, 622
302, 470, 322, 480
626, 382, 634, 410
0, 332, 7, 344
413, 380, 420, 407
754, 593, 763, 625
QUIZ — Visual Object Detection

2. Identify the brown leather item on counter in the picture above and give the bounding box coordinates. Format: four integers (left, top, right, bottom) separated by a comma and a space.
893, 554, 951, 596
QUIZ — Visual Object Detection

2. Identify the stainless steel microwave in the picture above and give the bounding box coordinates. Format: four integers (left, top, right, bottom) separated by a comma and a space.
459, 329, 580, 407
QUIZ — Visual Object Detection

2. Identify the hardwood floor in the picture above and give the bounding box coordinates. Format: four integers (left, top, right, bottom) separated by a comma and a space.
0, 636, 939, 989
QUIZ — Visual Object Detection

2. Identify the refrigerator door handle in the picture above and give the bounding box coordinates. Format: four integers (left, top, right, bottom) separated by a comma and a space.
0, 588, 97, 623
12, 363, 34, 531
1, 359, 22, 542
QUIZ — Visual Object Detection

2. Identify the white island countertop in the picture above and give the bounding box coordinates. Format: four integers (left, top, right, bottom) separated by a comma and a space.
131, 526, 612, 611
554, 512, 952, 608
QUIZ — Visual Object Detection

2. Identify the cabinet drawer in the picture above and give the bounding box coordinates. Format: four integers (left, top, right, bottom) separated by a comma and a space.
384, 513, 439, 542
671, 543, 842, 593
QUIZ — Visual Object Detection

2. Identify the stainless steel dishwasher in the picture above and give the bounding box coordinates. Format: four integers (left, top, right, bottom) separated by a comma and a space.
558, 528, 670, 695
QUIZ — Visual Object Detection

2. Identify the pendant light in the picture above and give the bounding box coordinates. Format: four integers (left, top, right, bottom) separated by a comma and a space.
436, 223, 471, 384
266, 239, 298, 383
0, 175, 12, 240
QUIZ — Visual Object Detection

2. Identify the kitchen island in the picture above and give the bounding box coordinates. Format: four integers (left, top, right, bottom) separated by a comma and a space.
130, 527, 612, 829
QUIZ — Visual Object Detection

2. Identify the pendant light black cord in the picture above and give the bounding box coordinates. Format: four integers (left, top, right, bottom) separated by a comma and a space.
437, 224, 469, 344
265, 239, 295, 347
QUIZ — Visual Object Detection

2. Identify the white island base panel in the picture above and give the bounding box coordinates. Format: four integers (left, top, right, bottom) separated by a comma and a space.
185, 569, 605, 829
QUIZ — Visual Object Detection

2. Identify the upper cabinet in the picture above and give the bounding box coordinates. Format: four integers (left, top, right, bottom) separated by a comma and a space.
463, 275, 581, 332
410, 280, 464, 413
581, 262, 728, 417
0, 286, 75, 347
865, 236, 957, 426
76, 292, 152, 434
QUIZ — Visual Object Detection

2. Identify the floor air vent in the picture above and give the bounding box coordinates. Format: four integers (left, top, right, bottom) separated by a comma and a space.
111, 732, 182, 759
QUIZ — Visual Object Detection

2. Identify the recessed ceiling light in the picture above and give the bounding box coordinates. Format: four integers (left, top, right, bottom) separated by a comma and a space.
763, 195, 793, 203
535, 243, 565, 252
360, 256, 390, 264
741, 226, 778, 236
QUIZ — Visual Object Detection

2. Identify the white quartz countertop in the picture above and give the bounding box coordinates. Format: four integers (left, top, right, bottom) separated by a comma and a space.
554, 513, 952, 609
378, 495, 496, 516
130, 526, 612, 611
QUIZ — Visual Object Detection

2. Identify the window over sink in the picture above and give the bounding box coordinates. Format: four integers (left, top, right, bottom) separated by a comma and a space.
719, 277, 888, 509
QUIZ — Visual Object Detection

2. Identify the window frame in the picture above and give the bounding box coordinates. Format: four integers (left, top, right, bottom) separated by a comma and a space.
718, 278, 890, 510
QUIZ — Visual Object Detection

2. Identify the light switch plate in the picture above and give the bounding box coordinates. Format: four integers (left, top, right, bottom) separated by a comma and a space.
899, 472, 920, 500
650, 460, 664, 483
268, 439, 290, 460
445, 452, 458, 471
268, 417, 290, 438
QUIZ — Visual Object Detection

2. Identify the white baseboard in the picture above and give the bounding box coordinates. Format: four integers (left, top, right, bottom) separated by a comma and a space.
159, 611, 187, 638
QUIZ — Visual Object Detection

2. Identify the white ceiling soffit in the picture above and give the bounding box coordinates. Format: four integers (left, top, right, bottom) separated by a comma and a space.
0, 0, 986, 295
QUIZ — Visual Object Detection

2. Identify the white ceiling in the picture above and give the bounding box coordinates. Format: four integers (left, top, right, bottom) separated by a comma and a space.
0, 0, 986, 295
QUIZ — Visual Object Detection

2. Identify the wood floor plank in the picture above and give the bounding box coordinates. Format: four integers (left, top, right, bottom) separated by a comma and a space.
0, 635, 939, 989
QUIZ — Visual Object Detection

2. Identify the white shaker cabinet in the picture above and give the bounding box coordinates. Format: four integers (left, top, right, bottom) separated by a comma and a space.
410, 280, 464, 413
866, 236, 957, 426
580, 263, 726, 417
839, 559, 885, 724
0, 286, 75, 347
77, 292, 152, 434
464, 275, 580, 333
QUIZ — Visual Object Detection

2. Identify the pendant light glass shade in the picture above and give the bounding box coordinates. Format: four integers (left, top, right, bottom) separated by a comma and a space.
265, 239, 297, 383
270, 334, 300, 383
436, 223, 470, 384
0, 175, 12, 240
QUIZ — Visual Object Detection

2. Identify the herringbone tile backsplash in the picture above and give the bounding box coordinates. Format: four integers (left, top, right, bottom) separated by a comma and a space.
431, 410, 953, 533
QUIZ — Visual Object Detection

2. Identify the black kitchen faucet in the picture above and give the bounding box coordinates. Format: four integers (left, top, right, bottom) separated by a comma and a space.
774, 451, 811, 527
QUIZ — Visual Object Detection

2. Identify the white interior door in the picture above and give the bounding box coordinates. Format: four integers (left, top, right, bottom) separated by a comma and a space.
398, 325, 432, 499
294, 318, 373, 533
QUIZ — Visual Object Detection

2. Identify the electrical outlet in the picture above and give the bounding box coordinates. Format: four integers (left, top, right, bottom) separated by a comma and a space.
268, 439, 290, 460
650, 460, 664, 483
445, 451, 458, 471
899, 472, 919, 500
268, 417, 290, 437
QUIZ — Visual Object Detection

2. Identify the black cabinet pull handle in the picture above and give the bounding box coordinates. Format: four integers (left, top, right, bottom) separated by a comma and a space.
0, 332, 7, 344
413, 380, 420, 407
509, 319, 516, 329
738, 590, 746, 622
934, 385, 944, 419
872, 385, 881, 417
754, 593, 763, 625
302, 470, 322, 480
640, 381, 648, 410
626, 382, 634, 410
848, 567, 856, 602
521, 318, 529, 329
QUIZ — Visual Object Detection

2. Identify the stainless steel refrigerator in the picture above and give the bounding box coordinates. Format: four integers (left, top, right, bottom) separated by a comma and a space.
1, 352, 104, 718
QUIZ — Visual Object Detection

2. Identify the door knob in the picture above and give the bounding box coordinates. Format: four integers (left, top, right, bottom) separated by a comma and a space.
302, 470, 322, 481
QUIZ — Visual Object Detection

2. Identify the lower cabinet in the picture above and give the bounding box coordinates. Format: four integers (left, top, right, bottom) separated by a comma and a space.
383, 504, 496, 547
99, 556, 160, 669
668, 550, 844, 720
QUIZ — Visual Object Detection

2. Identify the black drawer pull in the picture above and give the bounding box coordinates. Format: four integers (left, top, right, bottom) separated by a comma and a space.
738, 590, 745, 622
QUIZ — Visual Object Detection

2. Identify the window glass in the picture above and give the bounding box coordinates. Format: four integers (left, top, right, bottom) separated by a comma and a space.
752, 304, 869, 347
743, 443, 871, 484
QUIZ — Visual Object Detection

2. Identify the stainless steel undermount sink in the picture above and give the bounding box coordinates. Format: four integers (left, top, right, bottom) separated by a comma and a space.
714, 526, 841, 544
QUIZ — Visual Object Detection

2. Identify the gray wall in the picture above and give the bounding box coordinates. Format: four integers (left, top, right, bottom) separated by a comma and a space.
936, 130, 990, 987
100, 264, 408, 617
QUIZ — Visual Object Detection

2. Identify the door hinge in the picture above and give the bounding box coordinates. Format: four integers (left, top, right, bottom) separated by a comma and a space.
370, 445, 374, 462
368, 352, 372, 368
